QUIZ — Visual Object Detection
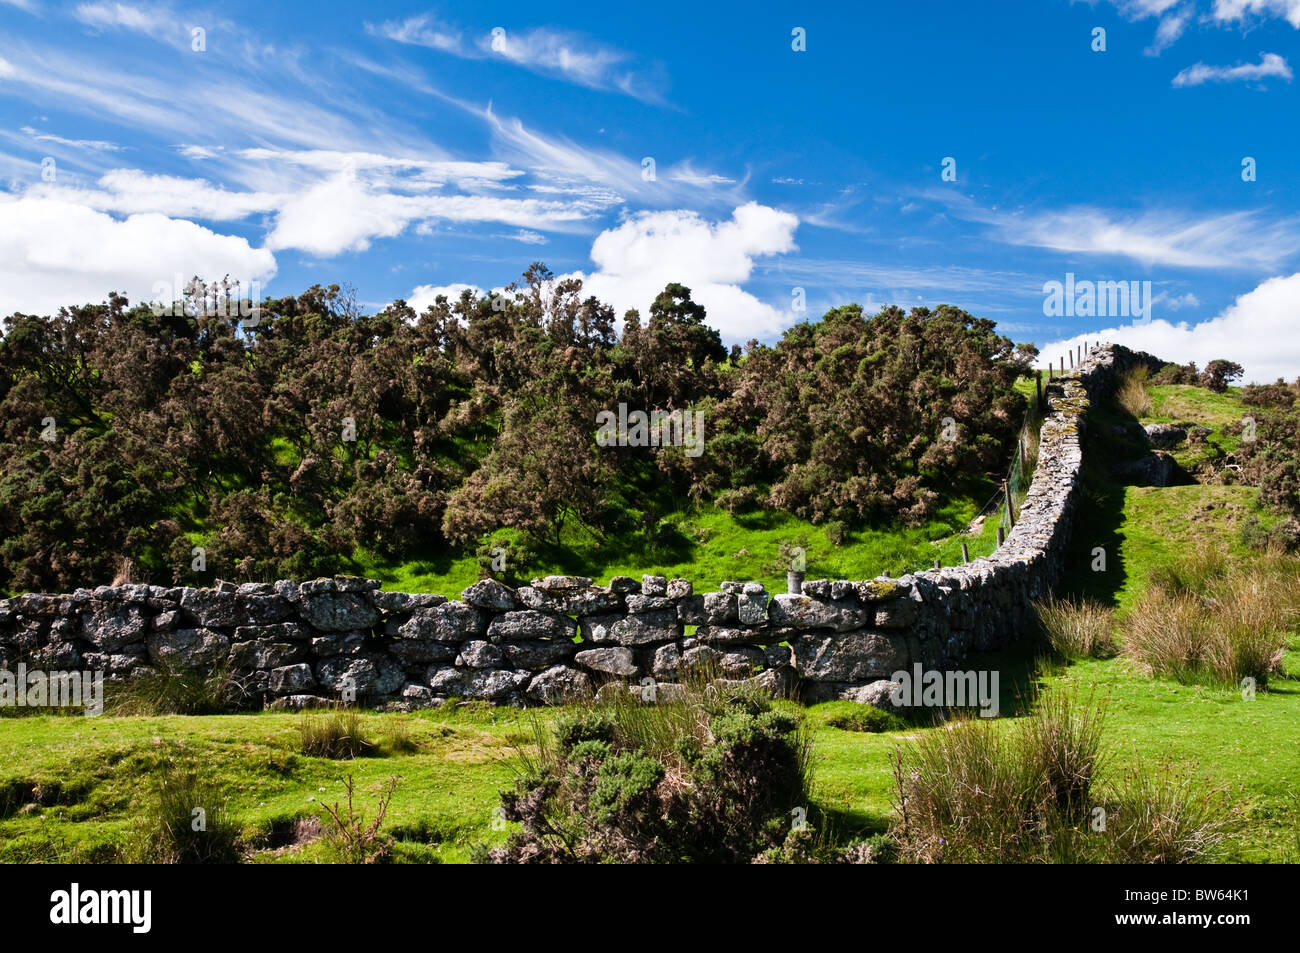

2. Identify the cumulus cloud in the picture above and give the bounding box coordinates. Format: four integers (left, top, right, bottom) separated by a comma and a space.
1172, 51, 1292, 86
406, 283, 482, 312
1038, 272, 1300, 382
573, 202, 799, 342
0, 194, 276, 318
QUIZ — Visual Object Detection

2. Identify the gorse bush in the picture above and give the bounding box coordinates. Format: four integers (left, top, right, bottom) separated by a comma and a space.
479, 672, 814, 863
890, 688, 1232, 863
1035, 596, 1118, 660
0, 275, 1033, 592
1122, 545, 1295, 687
123, 764, 242, 864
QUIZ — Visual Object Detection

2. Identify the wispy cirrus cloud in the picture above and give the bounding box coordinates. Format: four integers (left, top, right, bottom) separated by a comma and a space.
369, 13, 669, 103
19, 125, 122, 151
1171, 51, 1292, 85
931, 189, 1300, 269
1005, 206, 1300, 268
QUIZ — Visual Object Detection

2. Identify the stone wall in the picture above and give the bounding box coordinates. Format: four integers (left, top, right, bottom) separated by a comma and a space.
0, 343, 1154, 710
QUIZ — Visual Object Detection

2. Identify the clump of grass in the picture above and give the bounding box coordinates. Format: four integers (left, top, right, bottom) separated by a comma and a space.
105, 661, 253, 715
1145, 541, 1229, 597
300, 710, 376, 759
1122, 545, 1295, 687
890, 687, 1231, 863
319, 774, 400, 864
822, 702, 908, 733
122, 764, 242, 863
1117, 365, 1154, 418
379, 717, 418, 755
1035, 596, 1118, 660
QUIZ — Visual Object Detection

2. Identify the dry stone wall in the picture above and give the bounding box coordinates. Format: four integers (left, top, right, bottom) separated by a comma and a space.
0, 344, 1154, 710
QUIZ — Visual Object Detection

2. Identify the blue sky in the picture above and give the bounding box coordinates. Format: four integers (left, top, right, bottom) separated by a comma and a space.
2, 0, 1299, 379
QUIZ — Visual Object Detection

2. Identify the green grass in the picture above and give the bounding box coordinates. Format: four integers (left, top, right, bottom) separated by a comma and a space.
1143, 384, 1248, 471
356, 496, 1006, 598
4, 644, 1293, 862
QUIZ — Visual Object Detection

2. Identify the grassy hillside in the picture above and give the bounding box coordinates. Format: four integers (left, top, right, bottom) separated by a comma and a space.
3, 371, 1296, 864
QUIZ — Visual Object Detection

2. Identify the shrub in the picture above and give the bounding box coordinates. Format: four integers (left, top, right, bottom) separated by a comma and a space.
1242, 380, 1297, 408
890, 688, 1231, 863
480, 674, 814, 863
1122, 547, 1295, 687
122, 764, 242, 864
1035, 596, 1118, 660
1198, 359, 1244, 394
1116, 366, 1153, 418
1237, 516, 1272, 551
300, 710, 376, 759
716, 486, 763, 515
319, 774, 400, 864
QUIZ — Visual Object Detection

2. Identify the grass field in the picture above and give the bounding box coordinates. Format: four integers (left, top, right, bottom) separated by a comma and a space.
357, 496, 1007, 600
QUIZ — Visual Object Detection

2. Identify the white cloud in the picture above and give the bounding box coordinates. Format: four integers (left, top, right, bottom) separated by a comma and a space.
0, 194, 276, 318
500, 229, 547, 245
264, 168, 594, 256
1172, 52, 1292, 86
574, 202, 799, 342
985, 205, 1300, 269
1153, 289, 1200, 310
1039, 272, 1300, 382
371, 15, 667, 102
367, 14, 463, 54
73, 2, 186, 46
1146, 7, 1192, 54
19, 126, 122, 151
0, 56, 16, 79
1212, 0, 1300, 28
407, 283, 482, 312
38, 169, 280, 219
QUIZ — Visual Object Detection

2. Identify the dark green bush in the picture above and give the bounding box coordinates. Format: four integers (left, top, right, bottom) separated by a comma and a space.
480, 681, 815, 863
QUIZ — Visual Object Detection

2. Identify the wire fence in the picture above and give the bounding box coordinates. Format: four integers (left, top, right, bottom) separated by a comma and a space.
899, 374, 1046, 575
